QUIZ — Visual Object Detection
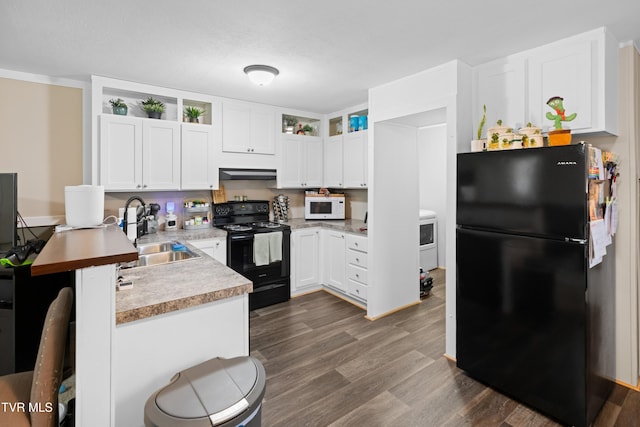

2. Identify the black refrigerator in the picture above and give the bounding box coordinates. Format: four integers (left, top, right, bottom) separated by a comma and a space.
456, 144, 615, 427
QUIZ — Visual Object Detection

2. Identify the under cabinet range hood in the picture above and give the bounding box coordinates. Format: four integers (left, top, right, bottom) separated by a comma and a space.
219, 168, 277, 180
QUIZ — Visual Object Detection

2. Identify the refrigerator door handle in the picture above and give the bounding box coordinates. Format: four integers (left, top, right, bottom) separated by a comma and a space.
565, 237, 587, 244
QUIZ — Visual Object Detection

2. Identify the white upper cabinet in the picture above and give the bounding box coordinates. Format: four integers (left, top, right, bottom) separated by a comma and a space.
222, 101, 275, 154
473, 57, 526, 132
323, 135, 343, 188
343, 130, 368, 188
181, 123, 218, 190
142, 120, 181, 190
277, 111, 324, 188
100, 115, 180, 191
100, 115, 142, 190
527, 28, 618, 135
278, 135, 323, 188
472, 27, 618, 136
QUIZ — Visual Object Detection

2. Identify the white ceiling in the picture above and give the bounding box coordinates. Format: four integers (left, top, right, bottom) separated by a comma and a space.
1, 0, 640, 114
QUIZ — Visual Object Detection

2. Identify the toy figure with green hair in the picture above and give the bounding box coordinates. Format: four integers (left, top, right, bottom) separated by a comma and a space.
546, 96, 577, 130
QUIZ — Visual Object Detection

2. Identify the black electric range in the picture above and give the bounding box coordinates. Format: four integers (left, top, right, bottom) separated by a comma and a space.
213, 201, 290, 310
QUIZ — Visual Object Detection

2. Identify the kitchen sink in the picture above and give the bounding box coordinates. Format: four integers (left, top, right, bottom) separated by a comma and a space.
135, 250, 199, 266
137, 241, 180, 255
120, 241, 200, 269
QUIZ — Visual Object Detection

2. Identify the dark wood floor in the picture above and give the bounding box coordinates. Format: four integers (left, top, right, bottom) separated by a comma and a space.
250, 270, 640, 426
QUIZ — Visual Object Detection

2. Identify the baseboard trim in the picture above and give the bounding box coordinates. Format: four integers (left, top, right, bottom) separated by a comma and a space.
364, 300, 422, 321
322, 288, 367, 311
614, 378, 640, 392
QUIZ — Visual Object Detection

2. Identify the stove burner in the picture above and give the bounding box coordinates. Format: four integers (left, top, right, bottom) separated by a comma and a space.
225, 224, 253, 232
253, 222, 281, 229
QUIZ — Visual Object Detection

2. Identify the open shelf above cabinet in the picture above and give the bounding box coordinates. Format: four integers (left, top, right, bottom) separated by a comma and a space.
183, 99, 213, 125
348, 109, 368, 133
102, 87, 179, 121
282, 114, 321, 136
329, 116, 343, 136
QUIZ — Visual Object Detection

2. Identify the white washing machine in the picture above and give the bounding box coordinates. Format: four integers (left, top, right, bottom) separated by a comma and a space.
419, 209, 438, 271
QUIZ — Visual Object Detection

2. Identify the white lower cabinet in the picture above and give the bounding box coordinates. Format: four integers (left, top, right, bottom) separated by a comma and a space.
292, 228, 368, 305
291, 228, 321, 293
346, 234, 368, 302
187, 238, 227, 265
323, 230, 346, 292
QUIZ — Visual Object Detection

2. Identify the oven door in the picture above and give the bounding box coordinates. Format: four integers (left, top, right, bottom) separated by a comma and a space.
226, 231, 290, 282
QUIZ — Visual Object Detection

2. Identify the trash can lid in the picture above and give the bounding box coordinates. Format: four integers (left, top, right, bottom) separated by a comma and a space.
153, 357, 262, 424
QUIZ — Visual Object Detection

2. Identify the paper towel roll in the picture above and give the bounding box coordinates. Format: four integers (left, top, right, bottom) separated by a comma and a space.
127, 207, 137, 241
64, 185, 104, 227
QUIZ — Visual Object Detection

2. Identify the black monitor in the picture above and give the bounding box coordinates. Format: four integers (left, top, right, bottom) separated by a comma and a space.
0, 173, 18, 256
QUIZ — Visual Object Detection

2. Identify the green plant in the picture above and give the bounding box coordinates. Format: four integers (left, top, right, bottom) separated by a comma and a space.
476, 105, 486, 140
184, 106, 205, 119
109, 98, 126, 108
301, 124, 314, 134
496, 119, 503, 126
140, 97, 166, 114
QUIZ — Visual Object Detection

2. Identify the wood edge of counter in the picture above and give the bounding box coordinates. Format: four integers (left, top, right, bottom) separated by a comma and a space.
31, 253, 138, 276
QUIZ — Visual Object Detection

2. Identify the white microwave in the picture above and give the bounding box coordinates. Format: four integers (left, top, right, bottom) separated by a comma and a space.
305, 196, 345, 220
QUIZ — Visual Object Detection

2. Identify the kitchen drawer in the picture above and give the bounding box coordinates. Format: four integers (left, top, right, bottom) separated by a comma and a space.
346, 234, 368, 253
346, 249, 368, 269
347, 264, 368, 285
347, 279, 367, 302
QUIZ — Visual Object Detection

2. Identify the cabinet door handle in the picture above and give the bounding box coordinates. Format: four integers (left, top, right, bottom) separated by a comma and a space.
143, 184, 148, 188
136, 184, 142, 189
356, 273, 360, 278
356, 258, 360, 262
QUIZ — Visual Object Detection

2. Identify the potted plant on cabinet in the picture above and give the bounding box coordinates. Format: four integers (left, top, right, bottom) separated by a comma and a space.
546, 96, 576, 146
109, 98, 128, 116
471, 104, 486, 151
301, 124, 314, 136
184, 106, 205, 123
140, 97, 166, 119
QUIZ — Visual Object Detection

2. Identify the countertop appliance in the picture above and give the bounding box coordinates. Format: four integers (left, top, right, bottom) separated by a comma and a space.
419, 209, 437, 271
213, 200, 290, 310
456, 144, 615, 427
304, 195, 345, 220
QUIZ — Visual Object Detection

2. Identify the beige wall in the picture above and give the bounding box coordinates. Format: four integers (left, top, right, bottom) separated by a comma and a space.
587, 45, 640, 386
104, 185, 368, 229
0, 77, 83, 218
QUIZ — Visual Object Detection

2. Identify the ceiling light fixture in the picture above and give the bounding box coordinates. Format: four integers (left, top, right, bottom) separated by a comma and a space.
243, 65, 279, 86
